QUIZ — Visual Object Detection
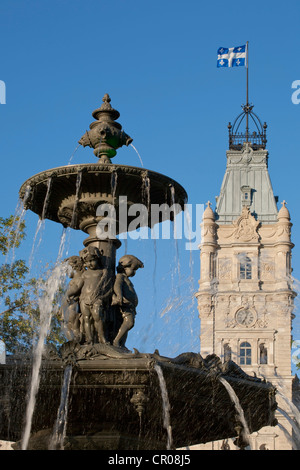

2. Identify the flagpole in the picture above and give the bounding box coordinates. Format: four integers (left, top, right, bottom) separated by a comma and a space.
246, 41, 249, 142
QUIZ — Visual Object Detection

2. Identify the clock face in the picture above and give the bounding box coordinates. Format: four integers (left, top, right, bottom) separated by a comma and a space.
236, 309, 255, 326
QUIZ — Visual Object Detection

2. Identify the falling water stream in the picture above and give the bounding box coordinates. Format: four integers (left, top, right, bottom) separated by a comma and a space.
21, 221, 69, 450
70, 171, 83, 228
275, 386, 300, 448
67, 144, 80, 165
152, 235, 158, 317
219, 377, 252, 449
154, 364, 173, 450
48, 364, 73, 450
155, 184, 187, 350
277, 422, 296, 448
130, 143, 144, 167
5, 185, 32, 275
21, 257, 69, 450
183, 204, 194, 276
278, 407, 300, 445
277, 387, 300, 426
169, 184, 181, 293
142, 173, 150, 213
41, 177, 53, 221
28, 177, 53, 271
111, 169, 118, 202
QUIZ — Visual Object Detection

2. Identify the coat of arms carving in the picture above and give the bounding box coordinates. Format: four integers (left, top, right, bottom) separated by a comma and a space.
233, 206, 259, 242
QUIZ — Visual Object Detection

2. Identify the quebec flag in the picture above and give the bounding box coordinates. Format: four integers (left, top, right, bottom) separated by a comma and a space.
217, 45, 247, 68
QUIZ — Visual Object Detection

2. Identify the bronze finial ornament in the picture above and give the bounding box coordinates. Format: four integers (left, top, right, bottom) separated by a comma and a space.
78, 94, 133, 163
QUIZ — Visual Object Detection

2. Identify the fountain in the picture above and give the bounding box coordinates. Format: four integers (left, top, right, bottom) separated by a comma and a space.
0, 94, 277, 450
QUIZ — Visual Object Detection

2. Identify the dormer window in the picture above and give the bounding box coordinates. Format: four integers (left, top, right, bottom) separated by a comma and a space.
241, 185, 252, 207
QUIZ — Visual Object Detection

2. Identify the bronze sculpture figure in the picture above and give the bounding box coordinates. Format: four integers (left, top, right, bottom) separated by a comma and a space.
112, 255, 144, 348
60, 255, 84, 342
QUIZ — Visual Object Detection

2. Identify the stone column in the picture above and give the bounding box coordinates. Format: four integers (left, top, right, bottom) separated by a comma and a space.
198, 202, 218, 289
275, 201, 293, 289
197, 202, 218, 355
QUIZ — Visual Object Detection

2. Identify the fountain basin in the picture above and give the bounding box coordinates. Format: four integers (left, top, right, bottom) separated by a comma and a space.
0, 350, 277, 450
19, 163, 188, 234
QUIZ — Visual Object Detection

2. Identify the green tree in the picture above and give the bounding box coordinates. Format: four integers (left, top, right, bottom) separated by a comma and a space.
0, 215, 65, 354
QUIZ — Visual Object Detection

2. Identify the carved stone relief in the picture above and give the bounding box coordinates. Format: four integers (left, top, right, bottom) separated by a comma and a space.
218, 258, 232, 280
260, 258, 275, 280
223, 206, 259, 243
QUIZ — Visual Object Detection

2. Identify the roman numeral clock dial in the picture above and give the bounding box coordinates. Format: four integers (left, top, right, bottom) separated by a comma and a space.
236, 309, 255, 326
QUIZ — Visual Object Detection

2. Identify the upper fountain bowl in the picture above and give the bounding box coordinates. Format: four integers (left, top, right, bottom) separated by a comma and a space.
19, 163, 188, 237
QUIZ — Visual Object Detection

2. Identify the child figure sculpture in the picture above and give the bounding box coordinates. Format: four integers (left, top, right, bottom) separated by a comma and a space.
66, 246, 113, 344
112, 255, 144, 348
60, 256, 84, 342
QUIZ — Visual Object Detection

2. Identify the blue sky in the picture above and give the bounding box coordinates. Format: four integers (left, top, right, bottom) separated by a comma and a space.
1, 0, 300, 362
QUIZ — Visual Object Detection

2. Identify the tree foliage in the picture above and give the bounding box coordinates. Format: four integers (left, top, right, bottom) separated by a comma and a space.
0, 215, 66, 354
0, 215, 26, 255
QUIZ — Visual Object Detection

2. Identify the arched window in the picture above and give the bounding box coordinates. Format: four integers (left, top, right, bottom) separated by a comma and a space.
239, 255, 252, 280
239, 341, 251, 365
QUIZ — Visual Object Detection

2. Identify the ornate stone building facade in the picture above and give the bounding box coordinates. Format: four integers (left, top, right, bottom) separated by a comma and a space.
196, 110, 296, 450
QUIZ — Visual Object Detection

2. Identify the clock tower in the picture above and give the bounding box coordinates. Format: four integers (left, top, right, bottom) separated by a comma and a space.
196, 105, 296, 450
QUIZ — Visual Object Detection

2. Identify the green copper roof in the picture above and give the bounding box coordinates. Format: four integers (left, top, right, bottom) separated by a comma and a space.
215, 143, 278, 224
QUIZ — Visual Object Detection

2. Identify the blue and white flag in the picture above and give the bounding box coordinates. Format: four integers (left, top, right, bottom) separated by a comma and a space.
217, 45, 247, 68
